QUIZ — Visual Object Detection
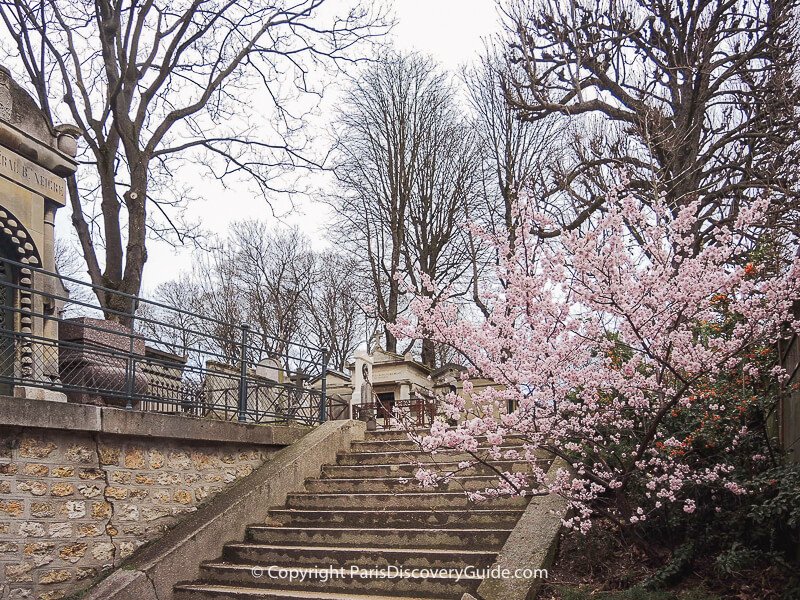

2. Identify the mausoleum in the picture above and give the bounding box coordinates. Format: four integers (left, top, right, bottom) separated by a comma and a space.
319, 346, 497, 427
0, 66, 78, 396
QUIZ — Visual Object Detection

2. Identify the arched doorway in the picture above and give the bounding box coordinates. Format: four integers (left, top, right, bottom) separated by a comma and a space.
0, 207, 42, 395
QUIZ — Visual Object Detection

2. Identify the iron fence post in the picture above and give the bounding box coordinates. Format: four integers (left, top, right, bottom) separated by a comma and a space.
319, 347, 328, 423
125, 312, 136, 410
238, 324, 250, 423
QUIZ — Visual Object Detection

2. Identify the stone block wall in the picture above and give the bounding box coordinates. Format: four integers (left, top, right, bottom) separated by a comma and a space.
0, 397, 306, 600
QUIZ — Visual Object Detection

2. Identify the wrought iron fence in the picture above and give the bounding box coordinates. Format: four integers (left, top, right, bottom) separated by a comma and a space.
0, 256, 328, 426
325, 393, 351, 422
352, 394, 438, 430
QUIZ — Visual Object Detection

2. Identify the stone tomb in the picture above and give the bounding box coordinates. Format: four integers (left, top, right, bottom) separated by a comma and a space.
58, 317, 149, 407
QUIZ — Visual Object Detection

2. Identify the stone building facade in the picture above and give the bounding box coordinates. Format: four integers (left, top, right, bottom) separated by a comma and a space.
0, 66, 78, 396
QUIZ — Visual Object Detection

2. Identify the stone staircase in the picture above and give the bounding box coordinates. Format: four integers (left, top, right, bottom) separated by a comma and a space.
173, 429, 547, 600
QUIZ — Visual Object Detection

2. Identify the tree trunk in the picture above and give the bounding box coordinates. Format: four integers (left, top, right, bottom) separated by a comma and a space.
384, 280, 398, 354
420, 337, 436, 368
102, 163, 149, 328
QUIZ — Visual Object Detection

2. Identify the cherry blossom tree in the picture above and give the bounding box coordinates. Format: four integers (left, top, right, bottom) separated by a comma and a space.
392, 178, 800, 533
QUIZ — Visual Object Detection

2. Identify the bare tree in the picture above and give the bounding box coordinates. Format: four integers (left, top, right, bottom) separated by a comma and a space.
501, 0, 800, 252
463, 46, 565, 314
146, 221, 364, 372
230, 222, 315, 360
465, 47, 562, 247
53, 236, 96, 308
191, 245, 247, 362
302, 251, 363, 371
0, 0, 389, 323
329, 52, 481, 366
135, 276, 208, 362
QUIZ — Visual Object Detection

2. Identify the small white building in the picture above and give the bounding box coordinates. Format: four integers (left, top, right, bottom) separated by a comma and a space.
316, 347, 498, 429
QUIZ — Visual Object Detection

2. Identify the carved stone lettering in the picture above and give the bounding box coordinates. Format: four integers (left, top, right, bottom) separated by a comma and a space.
0, 145, 65, 202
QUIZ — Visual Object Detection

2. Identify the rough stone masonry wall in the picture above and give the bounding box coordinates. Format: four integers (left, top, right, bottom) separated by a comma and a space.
0, 398, 305, 600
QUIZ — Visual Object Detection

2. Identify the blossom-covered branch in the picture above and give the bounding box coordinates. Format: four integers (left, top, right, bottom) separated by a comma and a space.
393, 181, 800, 532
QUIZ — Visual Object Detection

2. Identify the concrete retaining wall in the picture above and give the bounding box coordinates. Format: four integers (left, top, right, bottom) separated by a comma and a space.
0, 396, 308, 600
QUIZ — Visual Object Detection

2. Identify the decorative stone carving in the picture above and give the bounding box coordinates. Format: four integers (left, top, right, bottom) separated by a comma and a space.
0, 79, 11, 122
54, 124, 81, 158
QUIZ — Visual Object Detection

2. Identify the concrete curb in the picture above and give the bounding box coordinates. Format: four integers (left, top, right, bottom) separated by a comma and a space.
471, 457, 570, 600
0, 395, 307, 446
80, 419, 367, 600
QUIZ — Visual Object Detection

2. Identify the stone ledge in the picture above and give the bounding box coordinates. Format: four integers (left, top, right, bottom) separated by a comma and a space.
100, 407, 306, 446
81, 419, 367, 600
473, 457, 570, 600
0, 394, 308, 447
0, 394, 100, 432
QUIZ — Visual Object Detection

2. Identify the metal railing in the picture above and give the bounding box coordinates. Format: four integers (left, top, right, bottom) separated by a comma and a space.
352, 394, 438, 430
326, 393, 351, 421
0, 256, 328, 426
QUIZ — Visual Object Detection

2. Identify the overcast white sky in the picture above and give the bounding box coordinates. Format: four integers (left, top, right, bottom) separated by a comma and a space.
55, 0, 504, 291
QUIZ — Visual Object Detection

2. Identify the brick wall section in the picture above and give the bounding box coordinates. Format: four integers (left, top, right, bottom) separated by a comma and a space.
0, 398, 306, 600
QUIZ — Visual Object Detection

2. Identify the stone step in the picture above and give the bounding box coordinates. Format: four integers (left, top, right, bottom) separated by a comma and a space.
221, 543, 497, 569
336, 446, 529, 466
361, 429, 421, 441
284, 491, 529, 510
173, 428, 541, 600
304, 475, 515, 494
190, 563, 479, 597
174, 583, 457, 600
350, 436, 528, 453
320, 460, 538, 479
245, 526, 512, 549
266, 508, 526, 529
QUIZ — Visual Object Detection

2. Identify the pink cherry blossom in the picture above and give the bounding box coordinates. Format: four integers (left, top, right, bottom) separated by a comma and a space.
391, 183, 800, 530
